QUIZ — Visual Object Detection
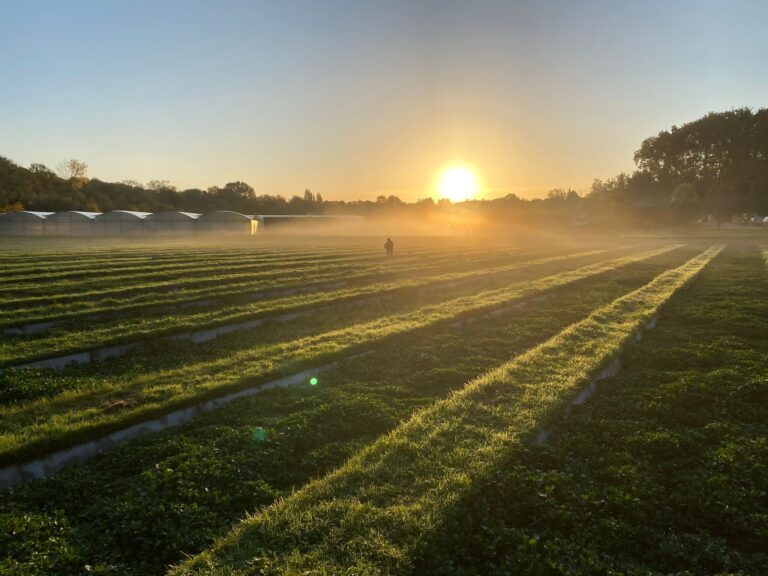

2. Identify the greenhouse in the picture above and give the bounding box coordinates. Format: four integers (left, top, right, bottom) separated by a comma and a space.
196, 211, 258, 235
94, 211, 152, 236
255, 214, 365, 233
44, 211, 101, 236
144, 211, 201, 235
0, 211, 53, 236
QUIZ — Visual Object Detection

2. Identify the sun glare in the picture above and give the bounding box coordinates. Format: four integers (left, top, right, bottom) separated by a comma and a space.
437, 166, 479, 202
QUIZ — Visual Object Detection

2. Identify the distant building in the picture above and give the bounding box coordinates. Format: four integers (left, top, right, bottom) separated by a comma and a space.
255, 214, 365, 233
145, 211, 201, 235
0, 210, 365, 236
95, 211, 152, 236
197, 211, 258, 235
0, 211, 53, 236
44, 211, 101, 236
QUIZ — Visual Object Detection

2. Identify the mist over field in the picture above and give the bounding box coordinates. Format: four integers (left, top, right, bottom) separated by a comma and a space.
2, 2, 768, 575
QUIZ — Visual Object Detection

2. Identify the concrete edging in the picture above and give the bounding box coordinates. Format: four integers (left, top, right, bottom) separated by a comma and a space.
0, 288, 558, 489
532, 315, 659, 446
0, 365, 332, 490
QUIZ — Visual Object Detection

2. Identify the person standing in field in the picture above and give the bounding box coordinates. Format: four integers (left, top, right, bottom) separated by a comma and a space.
384, 237, 394, 257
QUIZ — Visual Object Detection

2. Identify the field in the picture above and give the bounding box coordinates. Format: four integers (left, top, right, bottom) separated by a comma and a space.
0, 234, 766, 576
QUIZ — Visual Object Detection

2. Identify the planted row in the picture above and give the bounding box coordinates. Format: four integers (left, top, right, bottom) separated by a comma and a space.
0, 249, 699, 576
0, 245, 680, 466
0, 246, 518, 327
0, 248, 610, 366
170, 245, 722, 576
415, 245, 768, 575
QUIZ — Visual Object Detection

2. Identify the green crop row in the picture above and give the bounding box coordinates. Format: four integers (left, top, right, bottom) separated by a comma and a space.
0, 245, 586, 328
0, 244, 480, 291
0, 248, 610, 366
413, 245, 768, 575
3, 246, 492, 308
169, 245, 722, 576
0, 249, 697, 576
0, 245, 680, 465
0, 247, 392, 291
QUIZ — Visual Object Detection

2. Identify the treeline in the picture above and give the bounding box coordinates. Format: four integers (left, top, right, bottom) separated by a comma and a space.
2, 108, 767, 228
0, 159, 325, 215
591, 107, 768, 224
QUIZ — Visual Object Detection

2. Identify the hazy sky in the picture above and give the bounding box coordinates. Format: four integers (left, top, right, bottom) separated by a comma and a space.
2, 0, 767, 200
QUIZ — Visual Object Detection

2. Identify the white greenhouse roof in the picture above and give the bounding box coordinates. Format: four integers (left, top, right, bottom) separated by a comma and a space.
147, 211, 202, 219
13, 211, 55, 219
98, 210, 152, 219
50, 211, 102, 219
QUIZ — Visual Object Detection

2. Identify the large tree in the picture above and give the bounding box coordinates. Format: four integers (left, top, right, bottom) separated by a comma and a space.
634, 108, 768, 214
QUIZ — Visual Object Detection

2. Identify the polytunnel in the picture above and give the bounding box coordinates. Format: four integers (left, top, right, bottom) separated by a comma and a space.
196, 211, 258, 235
0, 211, 53, 236
44, 211, 101, 236
144, 211, 201, 235
94, 211, 151, 236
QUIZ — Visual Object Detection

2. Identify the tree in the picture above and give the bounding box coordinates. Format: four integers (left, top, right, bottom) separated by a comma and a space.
56, 158, 89, 191
547, 188, 567, 201
146, 180, 176, 192
56, 159, 88, 180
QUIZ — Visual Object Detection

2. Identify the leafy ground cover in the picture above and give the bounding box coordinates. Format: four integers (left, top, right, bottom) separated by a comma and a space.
0, 246, 697, 576
167, 246, 722, 576
0, 244, 497, 299
0, 247, 613, 366
0, 245, 556, 328
1, 247, 499, 318
0, 245, 680, 465
413, 243, 768, 575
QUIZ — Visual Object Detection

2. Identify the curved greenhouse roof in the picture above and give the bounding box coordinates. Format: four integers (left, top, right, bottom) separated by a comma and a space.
47, 211, 101, 220
197, 211, 257, 235
197, 210, 253, 221
145, 211, 202, 235
0, 211, 53, 236
97, 210, 152, 220
44, 211, 102, 236
145, 211, 202, 221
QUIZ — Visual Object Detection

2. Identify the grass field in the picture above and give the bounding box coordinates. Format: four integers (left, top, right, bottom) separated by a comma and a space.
1, 235, 766, 576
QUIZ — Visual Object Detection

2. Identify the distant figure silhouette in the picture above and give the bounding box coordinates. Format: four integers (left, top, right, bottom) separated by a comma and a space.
384, 237, 394, 257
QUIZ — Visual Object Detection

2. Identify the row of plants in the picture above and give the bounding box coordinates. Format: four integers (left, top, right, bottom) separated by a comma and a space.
413, 243, 768, 575
0, 245, 684, 465
0, 244, 532, 328
0, 247, 698, 576
0, 242, 492, 292
0, 242, 343, 272
3, 246, 499, 310
169, 245, 723, 576
0, 245, 417, 293
0, 247, 614, 366
0, 236, 485, 273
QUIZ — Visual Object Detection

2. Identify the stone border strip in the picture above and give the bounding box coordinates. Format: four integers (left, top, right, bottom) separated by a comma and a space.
532, 315, 658, 446
0, 365, 335, 490
0, 290, 562, 489
4, 255, 581, 370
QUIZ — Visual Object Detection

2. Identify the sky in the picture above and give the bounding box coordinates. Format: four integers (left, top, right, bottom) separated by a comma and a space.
1, 0, 767, 201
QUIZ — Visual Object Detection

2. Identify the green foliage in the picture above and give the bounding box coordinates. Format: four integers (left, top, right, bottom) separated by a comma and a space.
415, 245, 768, 575
0, 245, 677, 464
0, 250, 687, 576
169, 246, 721, 575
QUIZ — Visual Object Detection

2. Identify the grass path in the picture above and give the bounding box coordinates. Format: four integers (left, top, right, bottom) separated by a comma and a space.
170, 245, 722, 576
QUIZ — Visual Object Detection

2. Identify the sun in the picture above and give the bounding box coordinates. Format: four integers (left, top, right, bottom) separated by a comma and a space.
437, 166, 479, 202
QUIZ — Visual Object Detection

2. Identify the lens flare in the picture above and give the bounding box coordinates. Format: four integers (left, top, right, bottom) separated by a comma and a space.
309, 376, 319, 386
251, 427, 268, 443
